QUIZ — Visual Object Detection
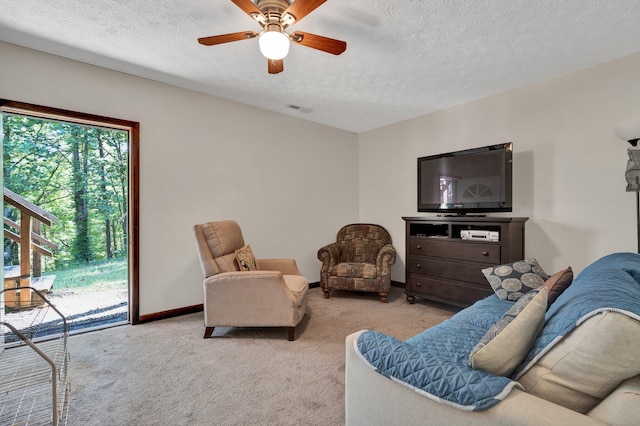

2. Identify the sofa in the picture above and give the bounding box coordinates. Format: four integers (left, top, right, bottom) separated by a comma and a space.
345, 252, 640, 425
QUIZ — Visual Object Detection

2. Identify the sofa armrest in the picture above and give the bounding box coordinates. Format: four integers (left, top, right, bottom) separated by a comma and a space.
256, 258, 302, 275
375, 244, 396, 274
345, 331, 607, 426
317, 242, 341, 270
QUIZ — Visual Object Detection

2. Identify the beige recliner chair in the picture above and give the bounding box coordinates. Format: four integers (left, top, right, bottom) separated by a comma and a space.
193, 220, 309, 341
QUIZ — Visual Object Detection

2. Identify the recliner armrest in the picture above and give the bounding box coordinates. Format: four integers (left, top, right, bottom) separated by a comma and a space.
204, 270, 286, 286
203, 270, 296, 308
256, 258, 302, 275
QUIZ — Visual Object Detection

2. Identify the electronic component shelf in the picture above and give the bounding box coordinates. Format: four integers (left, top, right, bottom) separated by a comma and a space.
1, 287, 69, 426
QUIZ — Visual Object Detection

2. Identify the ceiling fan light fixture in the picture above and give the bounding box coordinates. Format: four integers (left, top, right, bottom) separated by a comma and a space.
259, 27, 290, 60
198, 0, 347, 74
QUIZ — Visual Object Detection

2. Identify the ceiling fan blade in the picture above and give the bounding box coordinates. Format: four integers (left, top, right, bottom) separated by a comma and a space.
198, 31, 258, 46
268, 58, 284, 74
283, 0, 326, 24
291, 32, 346, 55
231, 0, 266, 21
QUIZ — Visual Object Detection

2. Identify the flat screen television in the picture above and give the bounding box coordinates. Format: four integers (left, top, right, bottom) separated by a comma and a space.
417, 142, 513, 215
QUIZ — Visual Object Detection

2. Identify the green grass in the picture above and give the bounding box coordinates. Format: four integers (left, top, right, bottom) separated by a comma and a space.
45, 258, 128, 290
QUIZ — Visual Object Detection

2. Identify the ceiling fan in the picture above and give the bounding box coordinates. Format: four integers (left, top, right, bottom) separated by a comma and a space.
198, 0, 347, 74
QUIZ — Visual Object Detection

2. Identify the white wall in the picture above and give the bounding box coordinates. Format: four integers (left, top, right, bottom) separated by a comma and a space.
360, 52, 640, 280
0, 42, 359, 316
4, 40, 640, 315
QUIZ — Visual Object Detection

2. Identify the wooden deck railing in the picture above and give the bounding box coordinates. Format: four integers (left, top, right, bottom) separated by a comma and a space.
3, 187, 59, 308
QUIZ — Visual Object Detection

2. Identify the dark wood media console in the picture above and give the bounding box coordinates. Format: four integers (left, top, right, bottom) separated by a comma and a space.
402, 216, 528, 307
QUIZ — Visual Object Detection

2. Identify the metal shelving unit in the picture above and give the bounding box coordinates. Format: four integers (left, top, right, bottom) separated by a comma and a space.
1, 287, 69, 426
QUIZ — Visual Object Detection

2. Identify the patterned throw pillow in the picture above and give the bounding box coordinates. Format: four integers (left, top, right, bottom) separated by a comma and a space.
235, 244, 258, 271
482, 259, 550, 301
542, 266, 573, 306
468, 288, 548, 376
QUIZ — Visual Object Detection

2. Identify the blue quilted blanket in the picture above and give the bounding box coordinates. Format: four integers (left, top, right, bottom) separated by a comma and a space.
356, 296, 520, 411
356, 252, 640, 411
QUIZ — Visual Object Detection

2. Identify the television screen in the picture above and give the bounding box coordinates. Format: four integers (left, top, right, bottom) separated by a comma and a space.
417, 142, 512, 214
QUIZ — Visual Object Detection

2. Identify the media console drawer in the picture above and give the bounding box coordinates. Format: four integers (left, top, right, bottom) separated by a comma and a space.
403, 216, 528, 307
408, 238, 500, 264
406, 275, 493, 307
407, 256, 491, 285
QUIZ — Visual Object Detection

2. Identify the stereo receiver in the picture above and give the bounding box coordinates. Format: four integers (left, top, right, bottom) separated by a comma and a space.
460, 230, 499, 242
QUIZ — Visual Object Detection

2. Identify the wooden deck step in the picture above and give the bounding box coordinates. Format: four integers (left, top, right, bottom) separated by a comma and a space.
31, 275, 56, 293
4, 265, 56, 308
4, 266, 55, 293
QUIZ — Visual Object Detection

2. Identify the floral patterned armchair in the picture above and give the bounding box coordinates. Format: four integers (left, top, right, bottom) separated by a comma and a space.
317, 224, 396, 303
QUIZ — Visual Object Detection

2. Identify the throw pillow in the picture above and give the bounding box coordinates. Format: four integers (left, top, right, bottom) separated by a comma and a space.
542, 266, 573, 306
482, 258, 550, 301
468, 288, 548, 377
235, 244, 258, 271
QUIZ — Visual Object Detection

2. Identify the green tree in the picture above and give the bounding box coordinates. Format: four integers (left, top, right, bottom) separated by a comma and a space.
70, 127, 92, 263
2, 114, 128, 269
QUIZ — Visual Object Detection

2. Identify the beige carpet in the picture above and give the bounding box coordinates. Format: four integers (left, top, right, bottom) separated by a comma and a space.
67, 286, 457, 425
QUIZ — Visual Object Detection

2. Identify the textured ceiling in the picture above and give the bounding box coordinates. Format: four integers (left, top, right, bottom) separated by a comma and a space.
1, 0, 640, 133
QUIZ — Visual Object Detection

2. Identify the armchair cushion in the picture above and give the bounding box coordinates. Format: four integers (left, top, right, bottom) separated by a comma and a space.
330, 262, 378, 279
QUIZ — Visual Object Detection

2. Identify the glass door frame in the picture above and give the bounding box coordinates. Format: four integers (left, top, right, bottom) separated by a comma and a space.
1, 99, 141, 324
